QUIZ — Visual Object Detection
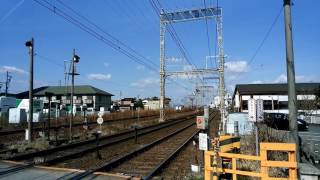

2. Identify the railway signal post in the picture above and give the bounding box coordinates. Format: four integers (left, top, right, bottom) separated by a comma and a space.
69, 49, 80, 142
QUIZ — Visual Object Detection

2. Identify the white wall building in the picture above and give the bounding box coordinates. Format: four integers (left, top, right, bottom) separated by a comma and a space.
142, 98, 171, 110
232, 83, 320, 115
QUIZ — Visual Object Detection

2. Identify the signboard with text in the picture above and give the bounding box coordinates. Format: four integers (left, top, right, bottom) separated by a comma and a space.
199, 133, 208, 151
248, 98, 257, 122
256, 99, 264, 122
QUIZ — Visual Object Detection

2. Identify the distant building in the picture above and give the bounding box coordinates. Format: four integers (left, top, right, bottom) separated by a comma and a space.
119, 98, 135, 111
142, 97, 171, 110
213, 94, 231, 108
232, 83, 320, 114
0, 93, 17, 98
17, 85, 113, 111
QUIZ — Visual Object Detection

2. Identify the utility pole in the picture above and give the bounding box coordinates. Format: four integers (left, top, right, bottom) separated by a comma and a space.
69, 49, 80, 142
25, 38, 34, 143
283, 0, 300, 162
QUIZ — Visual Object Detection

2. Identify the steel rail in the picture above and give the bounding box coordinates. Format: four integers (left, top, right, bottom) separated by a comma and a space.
0, 114, 197, 176
142, 129, 200, 180
144, 110, 216, 179
6, 115, 194, 160
143, 110, 217, 179
70, 122, 197, 179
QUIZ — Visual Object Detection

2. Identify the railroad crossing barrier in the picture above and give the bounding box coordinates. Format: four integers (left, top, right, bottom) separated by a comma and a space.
205, 142, 297, 180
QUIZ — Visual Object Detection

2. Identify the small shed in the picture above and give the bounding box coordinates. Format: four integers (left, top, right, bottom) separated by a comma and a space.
226, 112, 253, 135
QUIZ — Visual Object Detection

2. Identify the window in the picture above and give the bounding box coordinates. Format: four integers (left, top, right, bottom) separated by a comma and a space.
278, 101, 288, 109
241, 100, 248, 110
263, 100, 272, 110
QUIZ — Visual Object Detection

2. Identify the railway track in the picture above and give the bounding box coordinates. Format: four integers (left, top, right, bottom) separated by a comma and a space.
0, 113, 198, 177
158, 110, 220, 179
68, 110, 217, 179
0, 113, 159, 136
70, 121, 200, 179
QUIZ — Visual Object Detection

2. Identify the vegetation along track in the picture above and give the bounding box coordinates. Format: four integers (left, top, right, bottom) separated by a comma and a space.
70, 121, 199, 179
0, 113, 197, 177
0, 111, 194, 145
0, 114, 159, 139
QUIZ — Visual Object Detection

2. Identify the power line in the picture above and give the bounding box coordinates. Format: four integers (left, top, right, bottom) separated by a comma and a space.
0, 0, 25, 24
149, 0, 205, 84
248, 7, 283, 65
214, 0, 219, 67
35, 53, 64, 69
203, 0, 212, 66
33, 0, 192, 92
56, 0, 159, 68
33, 0, 158, 72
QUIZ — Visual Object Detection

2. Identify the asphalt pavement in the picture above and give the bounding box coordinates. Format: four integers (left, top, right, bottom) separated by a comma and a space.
299, 124, 320, 166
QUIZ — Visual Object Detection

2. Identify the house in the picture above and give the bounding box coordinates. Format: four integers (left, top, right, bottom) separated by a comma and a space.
232, 83, 320, 114
119, 98, 135, 111
17, 85, 113, 111
142, 97, 171, 110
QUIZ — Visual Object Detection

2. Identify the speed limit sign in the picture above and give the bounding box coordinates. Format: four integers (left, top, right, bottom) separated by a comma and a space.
97, 117, 104, 124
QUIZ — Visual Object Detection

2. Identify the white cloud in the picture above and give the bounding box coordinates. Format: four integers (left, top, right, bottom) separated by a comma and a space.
136, 65, 145, 70
87, 73, 111, 81
0, 65, 27, 74
166, 57, 183, 63
183, 65, 194, 71
273, 74, 287, 83
273, 74, 315, 83
253, 74, 318, 84
130, 77, 159, 88
103, 63, 109, 68
225, 61, 249, 73
251, 80, 264, 84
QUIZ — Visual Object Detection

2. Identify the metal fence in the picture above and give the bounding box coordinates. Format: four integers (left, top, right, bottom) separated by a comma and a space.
304, 115, 320, 124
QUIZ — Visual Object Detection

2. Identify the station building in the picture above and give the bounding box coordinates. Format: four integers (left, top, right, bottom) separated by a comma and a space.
232, 83, 320, 114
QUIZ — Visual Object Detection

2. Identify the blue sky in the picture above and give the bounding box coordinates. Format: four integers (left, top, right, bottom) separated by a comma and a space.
0, 0, 319, 104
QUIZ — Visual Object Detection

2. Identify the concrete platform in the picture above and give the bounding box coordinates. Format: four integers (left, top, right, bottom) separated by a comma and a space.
0, 161, 131, 180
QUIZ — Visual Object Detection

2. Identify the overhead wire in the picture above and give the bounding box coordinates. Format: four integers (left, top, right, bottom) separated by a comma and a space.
33, 0, 158, 72
150, 0, 205, 85
0, 0, 25, 24
248, 7, 283, 65
214, 0, 219, 68
203, 0, 213, 68
56, 0, 159, 68
33, 0, 193, 92
35, 53, 65, 69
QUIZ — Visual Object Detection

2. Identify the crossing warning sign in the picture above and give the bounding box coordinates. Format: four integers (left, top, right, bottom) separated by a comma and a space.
196, 116, 205, 129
